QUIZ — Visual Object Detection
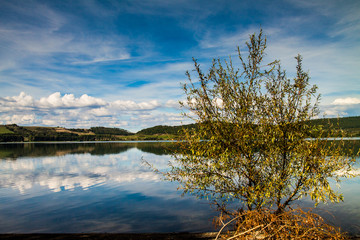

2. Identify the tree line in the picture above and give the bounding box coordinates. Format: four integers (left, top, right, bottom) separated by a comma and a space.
1, 115, 359, 142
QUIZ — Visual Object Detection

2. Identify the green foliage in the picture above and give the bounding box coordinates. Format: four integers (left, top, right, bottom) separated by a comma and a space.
309, 116, 360, 137
0, 125, 14, 134
168, 29, 358, 214
0, 134, 24, 142
68, 128, 92, 133
136, 124, 197, 135
90, 126, 134, 136
310, 116, 360, 129
0, 124, 96, 142
5, 124, 32, 136
1, 117, 359, 142
31, 132, 96, 141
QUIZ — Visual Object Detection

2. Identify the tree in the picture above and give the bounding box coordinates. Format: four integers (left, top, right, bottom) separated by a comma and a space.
166, 29, 357, 218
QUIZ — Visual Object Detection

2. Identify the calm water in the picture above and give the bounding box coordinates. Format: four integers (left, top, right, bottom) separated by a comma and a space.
0, 142, 215, 233
0, 141, 359, 234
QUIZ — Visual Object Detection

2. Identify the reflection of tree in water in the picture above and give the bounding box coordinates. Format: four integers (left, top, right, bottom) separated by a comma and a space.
0, 142, 179, 160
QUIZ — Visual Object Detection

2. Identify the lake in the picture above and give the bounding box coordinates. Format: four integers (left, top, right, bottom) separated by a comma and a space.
0, 141, 359, 234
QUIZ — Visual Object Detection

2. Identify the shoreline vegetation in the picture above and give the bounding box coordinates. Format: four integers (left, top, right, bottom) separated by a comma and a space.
0, 123, 197, 142
0, 116, 359, 142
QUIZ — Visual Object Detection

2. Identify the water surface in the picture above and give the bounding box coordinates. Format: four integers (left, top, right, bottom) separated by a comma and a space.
0, 142, 215, 233
0, 141, 359, 234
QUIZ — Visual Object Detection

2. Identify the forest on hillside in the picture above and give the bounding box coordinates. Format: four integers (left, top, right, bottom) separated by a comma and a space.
0, 116, 359, 142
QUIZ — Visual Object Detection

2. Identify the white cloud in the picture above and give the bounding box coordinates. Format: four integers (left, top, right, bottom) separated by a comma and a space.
42, 119, 58, 126
0, 92, 185, 131
0, 92, 35, 112
89, 107, 111, 117
73, 54, 131, 64
0, 92, 108, 112
110, 99, 160, 111
38, 92, 106, 108
4, 114, 36, 125
165, 99, 181, 109
212, 98, 224, 109
322, 109, 348, 118
321, 99, 360, 118
332, 97, 360, 105
5, 92, 34, 107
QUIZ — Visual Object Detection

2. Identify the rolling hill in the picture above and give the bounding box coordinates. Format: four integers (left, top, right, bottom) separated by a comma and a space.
0, 116, 359, 142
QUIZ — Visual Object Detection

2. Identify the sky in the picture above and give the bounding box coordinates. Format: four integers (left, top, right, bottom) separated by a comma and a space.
0, 0, 359, 132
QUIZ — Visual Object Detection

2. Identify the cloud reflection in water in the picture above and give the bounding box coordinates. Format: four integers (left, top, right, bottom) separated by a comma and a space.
0, 148, 167, 193
0, 143, 216, 233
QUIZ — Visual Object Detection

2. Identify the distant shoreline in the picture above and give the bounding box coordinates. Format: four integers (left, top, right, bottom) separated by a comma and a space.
1, 116, 360, 142
0, 124, 188, 142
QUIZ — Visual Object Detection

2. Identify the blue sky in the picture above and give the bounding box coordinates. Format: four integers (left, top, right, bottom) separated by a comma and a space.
0, 0, 359, 132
